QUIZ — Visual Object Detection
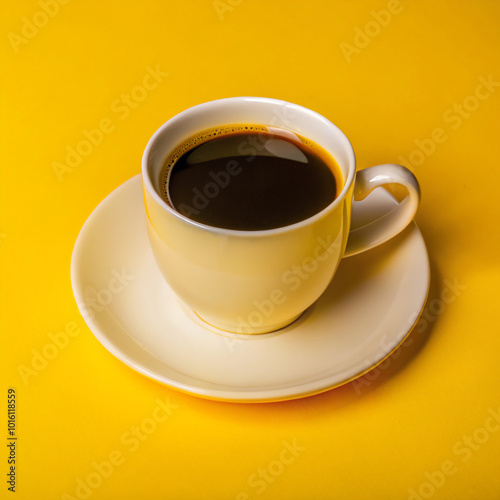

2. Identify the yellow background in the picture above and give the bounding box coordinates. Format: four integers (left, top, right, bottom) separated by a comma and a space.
1, 1, 499, 499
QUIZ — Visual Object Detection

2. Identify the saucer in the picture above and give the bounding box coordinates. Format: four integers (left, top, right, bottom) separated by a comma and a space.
71, 175, 429, 402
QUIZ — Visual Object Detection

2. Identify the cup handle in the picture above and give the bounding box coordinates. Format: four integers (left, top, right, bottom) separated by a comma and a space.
344, 164, 421, 257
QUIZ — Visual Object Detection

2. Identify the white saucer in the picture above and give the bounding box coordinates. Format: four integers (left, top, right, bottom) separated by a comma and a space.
71, 175, 429, 402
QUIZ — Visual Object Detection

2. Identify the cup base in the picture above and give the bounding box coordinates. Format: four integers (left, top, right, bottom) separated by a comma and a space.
179, 301, 304, 335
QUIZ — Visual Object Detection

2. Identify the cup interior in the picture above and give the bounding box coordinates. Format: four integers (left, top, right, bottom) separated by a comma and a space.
143, 97, 356, 218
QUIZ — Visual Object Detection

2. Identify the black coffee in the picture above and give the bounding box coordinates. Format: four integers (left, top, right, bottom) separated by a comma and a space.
159, 125, 341, 231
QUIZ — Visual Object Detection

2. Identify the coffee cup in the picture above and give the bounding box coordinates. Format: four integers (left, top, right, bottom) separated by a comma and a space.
142, 97, 420, 334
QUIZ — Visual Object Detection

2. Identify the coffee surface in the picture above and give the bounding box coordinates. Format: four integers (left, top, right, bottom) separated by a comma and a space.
160, 126, 341, 231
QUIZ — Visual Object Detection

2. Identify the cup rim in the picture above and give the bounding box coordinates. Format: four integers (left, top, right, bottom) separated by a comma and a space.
141, 96, 356, 237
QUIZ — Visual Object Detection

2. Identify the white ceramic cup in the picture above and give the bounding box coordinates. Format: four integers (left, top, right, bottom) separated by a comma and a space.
142, 97, 420, 334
